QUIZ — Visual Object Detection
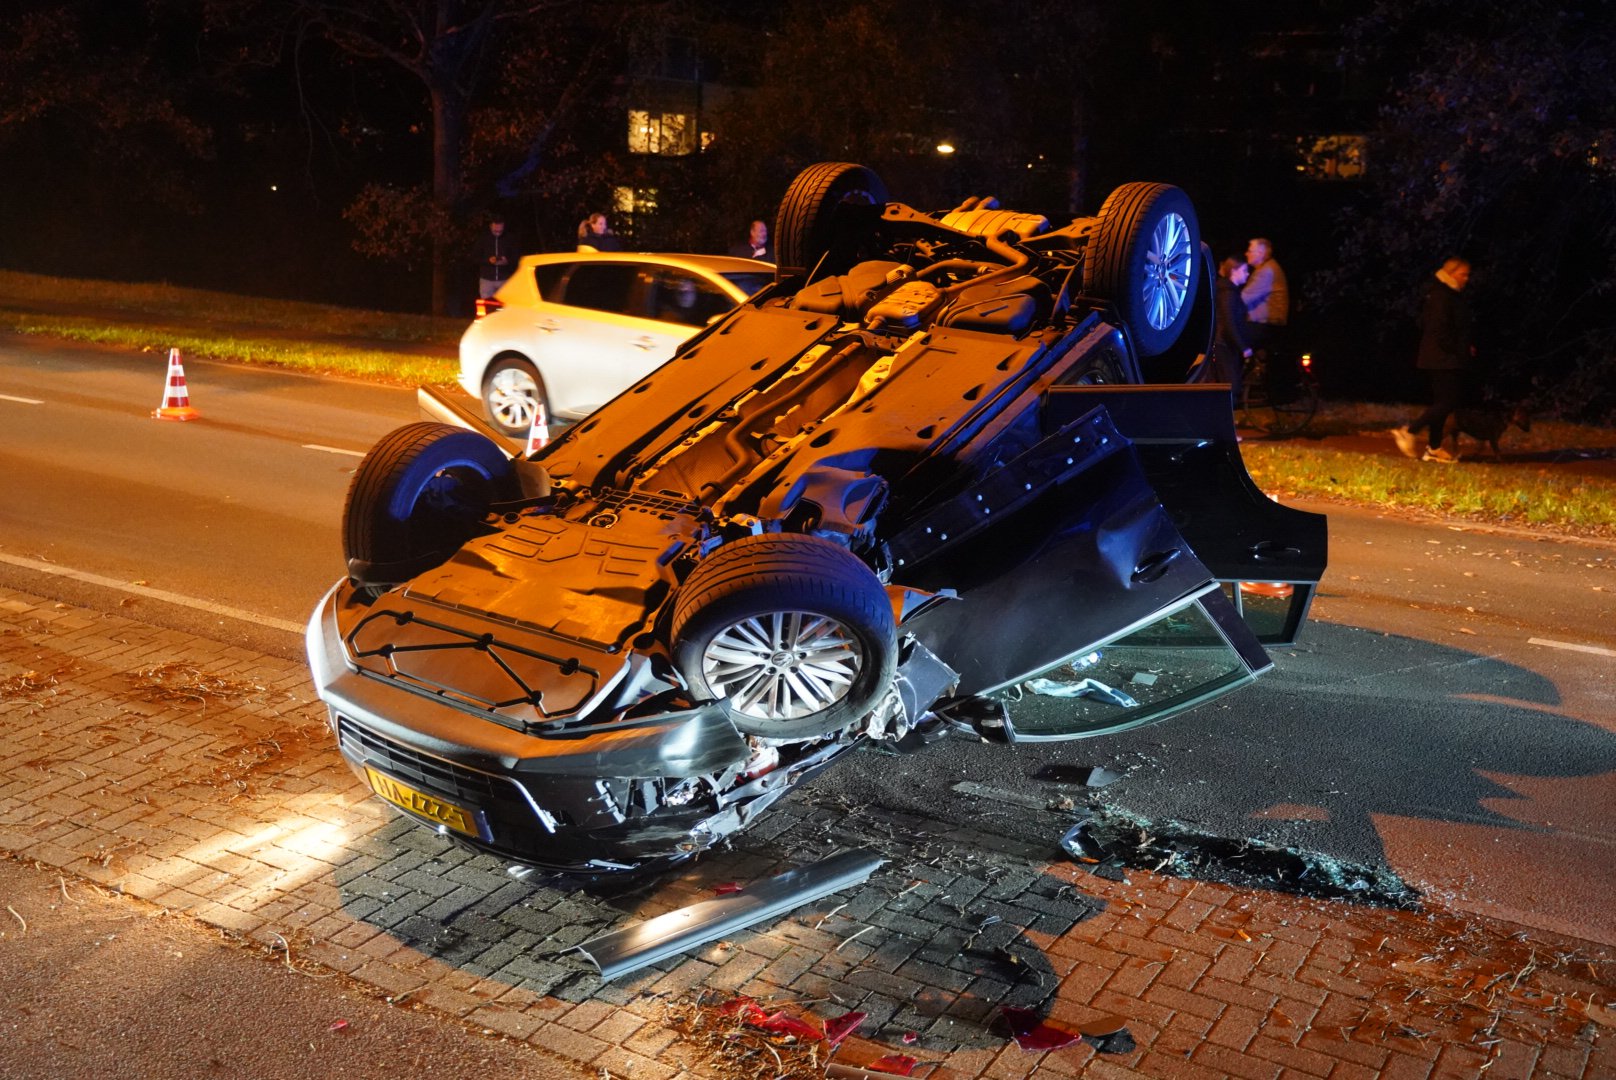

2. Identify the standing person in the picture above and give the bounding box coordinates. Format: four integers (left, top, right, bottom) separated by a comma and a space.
1240, 237, 1289, 360
1212, 256, 1254, 407
728, 219, 774, 262
475, 216, 514, 299
1392, 257, 1474, 463
576, 212, 622, 252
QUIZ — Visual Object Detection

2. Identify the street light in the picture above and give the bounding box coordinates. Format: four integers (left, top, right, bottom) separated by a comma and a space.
936, 141, 956, 155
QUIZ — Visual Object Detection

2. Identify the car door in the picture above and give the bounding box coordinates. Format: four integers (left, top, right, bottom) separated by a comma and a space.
538, 262, 695, 417
889, 393, 1283, 743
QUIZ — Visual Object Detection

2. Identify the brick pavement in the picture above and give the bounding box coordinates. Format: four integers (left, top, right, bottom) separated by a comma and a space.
3, 585, 1613, 1079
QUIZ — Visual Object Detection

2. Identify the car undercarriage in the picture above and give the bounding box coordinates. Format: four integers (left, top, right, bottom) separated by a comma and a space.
307, 163, 1327, 874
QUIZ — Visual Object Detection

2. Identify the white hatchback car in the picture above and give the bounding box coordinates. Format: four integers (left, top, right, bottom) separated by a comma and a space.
459, 252, 774, 436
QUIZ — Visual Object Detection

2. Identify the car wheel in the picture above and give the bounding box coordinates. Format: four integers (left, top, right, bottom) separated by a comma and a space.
670, 533, 897, 740
483, 356, 548, 438
775, 162, 889, 280
1084, 182, 1201, 358
343, 422, 517, 593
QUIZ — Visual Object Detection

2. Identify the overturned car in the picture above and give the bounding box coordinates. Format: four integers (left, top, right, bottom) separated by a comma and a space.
307, 163, 1327, 874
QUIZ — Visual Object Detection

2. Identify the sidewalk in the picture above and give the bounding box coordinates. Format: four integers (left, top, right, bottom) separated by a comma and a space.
3, 585, 1612, 1079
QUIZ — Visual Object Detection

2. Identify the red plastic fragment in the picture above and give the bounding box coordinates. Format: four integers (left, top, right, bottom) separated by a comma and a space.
329, 1018, 350, 1032
901, 1031, 918, 1044
999, 1006, 1080, 1051
753, 1010, 823, 1041
713, 882, 744, 895
823, 1009, 867, 1047
718, 995, 757, 1016
867, 1054, 919, 1075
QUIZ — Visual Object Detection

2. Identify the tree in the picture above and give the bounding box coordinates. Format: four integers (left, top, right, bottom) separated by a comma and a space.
232, 0, 658, 315
698, 0, 1107, 236
0, 1, 213, 273
1329, 0, 1616, 418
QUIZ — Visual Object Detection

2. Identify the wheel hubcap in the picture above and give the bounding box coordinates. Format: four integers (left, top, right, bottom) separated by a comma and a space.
487, 368, 539, 431
701, 611, 863, 721
1141, 211, 1192, 330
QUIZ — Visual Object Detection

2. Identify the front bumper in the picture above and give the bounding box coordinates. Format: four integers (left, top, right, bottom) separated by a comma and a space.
307, 582, 755, 870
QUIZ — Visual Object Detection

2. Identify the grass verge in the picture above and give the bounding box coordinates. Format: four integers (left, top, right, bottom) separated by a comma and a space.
0, 270, 459, 385
1243, 408, 1616, 538
4, 270, 1613, 537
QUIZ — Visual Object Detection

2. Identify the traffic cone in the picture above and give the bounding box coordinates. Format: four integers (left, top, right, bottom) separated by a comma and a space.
523, 399, 550, 455
151, 348, 201, 421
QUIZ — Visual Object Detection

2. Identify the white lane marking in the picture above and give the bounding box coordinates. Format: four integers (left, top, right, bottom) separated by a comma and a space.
0, 552, 304, 636
0, 394, 45, 405
303, 444, 367, 458
1528, 637, 1616, 659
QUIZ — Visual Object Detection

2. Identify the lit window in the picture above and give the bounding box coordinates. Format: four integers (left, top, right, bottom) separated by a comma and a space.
1296, 134, 1366, 181
627, 110, 699, 156
613, 186, 660, 218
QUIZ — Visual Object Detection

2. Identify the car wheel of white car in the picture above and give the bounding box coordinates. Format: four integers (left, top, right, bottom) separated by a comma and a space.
1083, 182, 1201, 358
343, 422, 517, 595
775, 162, 890, 280
670, 533, 897, 740
483, 357, 548, 438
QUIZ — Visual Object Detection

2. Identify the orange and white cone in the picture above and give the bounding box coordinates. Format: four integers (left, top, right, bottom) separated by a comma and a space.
523, 399, 550, 455
151, 348, 201, 421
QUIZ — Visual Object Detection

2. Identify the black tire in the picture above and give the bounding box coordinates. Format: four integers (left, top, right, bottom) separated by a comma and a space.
1083, 182, 1201, 357
670, 533, 897, 740
774, 162, 889, 279
482, 356, 549, 438
343, 422, 517, 590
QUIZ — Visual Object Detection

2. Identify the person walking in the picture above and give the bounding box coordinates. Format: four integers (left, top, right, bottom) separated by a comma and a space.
1392, 257, 1474, 463
475, 216, 514, 299
576, 212, 623, 252
1212, 256, 1254, 407
728, 219, 774, 262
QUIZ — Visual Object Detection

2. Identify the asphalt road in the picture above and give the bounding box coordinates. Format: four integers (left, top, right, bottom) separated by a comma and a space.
0, 336, 416, 653
3, 335, 1613, 948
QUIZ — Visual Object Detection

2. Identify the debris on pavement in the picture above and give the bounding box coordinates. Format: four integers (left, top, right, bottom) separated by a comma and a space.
1059, 805, 1421, 907
125, 662, 280, 708
1034, 762, 1127, 788
997, 1006, 1135, 1054
867, 1053, 920, 1075
0, 666, 73, 703
822, 1010, 868, 1048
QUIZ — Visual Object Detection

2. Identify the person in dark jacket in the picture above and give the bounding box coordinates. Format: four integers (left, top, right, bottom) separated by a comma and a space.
728, 219, 774, 262
1212, 256, 1253, 407
475, 216, 515, 299
576, 212, 623, 252
1392, 257, 1474, 463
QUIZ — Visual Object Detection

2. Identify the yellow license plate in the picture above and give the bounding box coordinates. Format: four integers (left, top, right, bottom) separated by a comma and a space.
365, 767, 487, 840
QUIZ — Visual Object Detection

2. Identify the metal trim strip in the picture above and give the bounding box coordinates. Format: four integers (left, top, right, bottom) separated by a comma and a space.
575, 849, 885, 980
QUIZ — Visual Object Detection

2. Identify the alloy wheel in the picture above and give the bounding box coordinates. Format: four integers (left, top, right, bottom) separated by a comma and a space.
700, 611, 864, 721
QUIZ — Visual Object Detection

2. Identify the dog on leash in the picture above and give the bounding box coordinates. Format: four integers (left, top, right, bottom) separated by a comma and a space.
1450, 403, 1532, 459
